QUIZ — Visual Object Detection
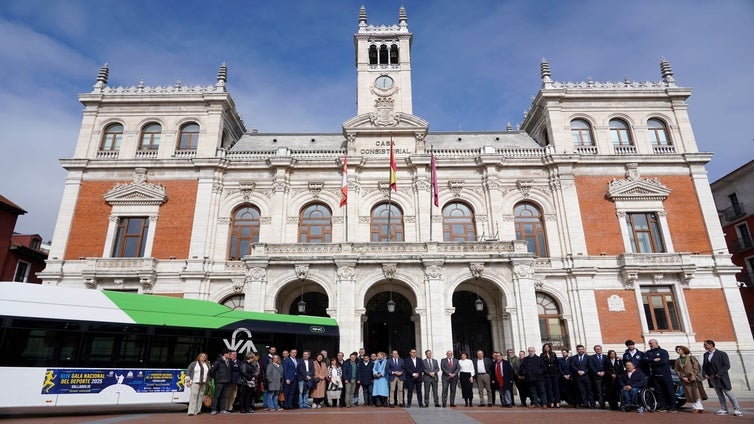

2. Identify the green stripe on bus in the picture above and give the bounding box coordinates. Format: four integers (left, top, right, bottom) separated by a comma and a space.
101, 290, 338, 329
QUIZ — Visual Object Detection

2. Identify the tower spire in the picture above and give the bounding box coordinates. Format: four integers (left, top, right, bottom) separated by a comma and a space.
93, 63, 109, 91
540, 58, 552, 89
216, 62, 228, 91
358, 5, 367, 27
398, 6, 408, 29
660, 57, 676, 87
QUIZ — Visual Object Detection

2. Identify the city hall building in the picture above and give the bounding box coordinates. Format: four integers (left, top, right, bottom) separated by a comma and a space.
40, 7, 753, 388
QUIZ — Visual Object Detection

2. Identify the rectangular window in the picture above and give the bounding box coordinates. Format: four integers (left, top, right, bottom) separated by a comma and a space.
112, 217, 149, 257
13, 261, 30, 282
641, 287, 681, 332
626, 212, 665, 253
736, 223, 752, 250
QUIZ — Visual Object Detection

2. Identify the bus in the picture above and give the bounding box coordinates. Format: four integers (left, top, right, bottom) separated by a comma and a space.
0, 283, 339, 409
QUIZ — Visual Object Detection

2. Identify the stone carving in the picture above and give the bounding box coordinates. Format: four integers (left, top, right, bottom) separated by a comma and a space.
295, 264, 310, 280
424, 264, 443, 279
232, 278, 245, 293
212, 182, 223, 194
606, 164, 671, 202
332, 216, 344, 224
308, 182, 324, 198
358, 216, 371, 224
382, 263, 397, 280
533, 279, 544, 290
287, 217, 300, 224
607, 295, 625, 312
469, 263, 485, 278
448, 180, 464, 197
248, 267, 266, 281
414, 177, 430, 192
217, 217, 231, 225
405, 215, 416, 223
517, 180, 533, 198
239, 182, 256, 201
514, 264, 534, 279
337, 266, 355, 280
260, 217, 272, 224
621, 270, 638, 289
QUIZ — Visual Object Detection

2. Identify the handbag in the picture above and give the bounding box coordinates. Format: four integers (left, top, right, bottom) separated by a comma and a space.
247, 378, 256, 388
203, 380, 214, 408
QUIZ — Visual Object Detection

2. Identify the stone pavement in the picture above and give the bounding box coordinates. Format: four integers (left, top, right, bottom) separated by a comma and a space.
3, 396, 754, 424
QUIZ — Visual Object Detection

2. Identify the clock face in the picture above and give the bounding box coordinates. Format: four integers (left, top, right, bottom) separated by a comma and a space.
375, 75, 394, 90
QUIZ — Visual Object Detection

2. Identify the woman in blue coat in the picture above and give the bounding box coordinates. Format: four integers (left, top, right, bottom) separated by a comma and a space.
372, 351, 389, 407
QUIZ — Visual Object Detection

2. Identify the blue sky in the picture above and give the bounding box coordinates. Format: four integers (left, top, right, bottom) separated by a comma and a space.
1, 0, 753, 241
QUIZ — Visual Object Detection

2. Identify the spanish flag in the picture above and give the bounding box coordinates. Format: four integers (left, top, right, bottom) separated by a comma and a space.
340, 155, 348, 207
389, 137, 397, 192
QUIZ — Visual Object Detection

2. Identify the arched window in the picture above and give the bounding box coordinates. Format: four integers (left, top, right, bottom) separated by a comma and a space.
379, 45, 388, 64
537, 292, 568, 350
100, 123, 123, 151
609, 119, 633, 146
371, 203, 404, 242
368, 45, 378, 65
299, 203, 332, 243
222, 294, 244, 310
139, 123, 161, 151
514, 202, 548, 256
228, 205, 261, 259
442, 202, 476, 241
570, 119, 594, 146
177, 122, 200, 150
389, 44, 399, 64
647, 118, 671, 145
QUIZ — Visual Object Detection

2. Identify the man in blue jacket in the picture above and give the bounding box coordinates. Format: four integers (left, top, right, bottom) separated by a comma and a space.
357, 353, 374, 406
282, 348, 299, 409
385, 349, 406, 407
646, 339, 676, 412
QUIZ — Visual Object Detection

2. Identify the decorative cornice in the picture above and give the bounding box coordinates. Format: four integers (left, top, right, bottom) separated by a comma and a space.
104, 168, 167, 207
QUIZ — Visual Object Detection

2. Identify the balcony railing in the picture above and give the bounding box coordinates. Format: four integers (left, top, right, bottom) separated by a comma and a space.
613, 145, 637, 155
575, 146, 598, 155
720, 203, 746, 222
652, 145, 676, 154
731, 237, 754, 253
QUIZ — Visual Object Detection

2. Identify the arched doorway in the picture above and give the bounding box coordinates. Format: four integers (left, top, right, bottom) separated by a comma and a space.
451, 290, 492, 355
364, 291, 415, 355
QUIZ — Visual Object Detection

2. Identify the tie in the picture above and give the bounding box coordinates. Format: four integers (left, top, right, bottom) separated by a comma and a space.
449, 358, 453, 368
394, 358, 397, 366
579, 355, 583, 363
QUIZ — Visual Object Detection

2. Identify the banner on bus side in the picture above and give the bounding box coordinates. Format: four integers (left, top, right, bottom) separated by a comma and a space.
41, 369, 186, 394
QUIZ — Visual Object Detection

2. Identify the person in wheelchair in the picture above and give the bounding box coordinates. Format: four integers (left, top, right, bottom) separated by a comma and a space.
619, 361, 647, 412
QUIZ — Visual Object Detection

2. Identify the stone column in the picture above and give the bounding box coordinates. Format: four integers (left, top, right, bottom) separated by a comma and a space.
336, 263, 358, 352
243, 266, 268, 312
422, 260, 448, 353
512, 262, 541, 349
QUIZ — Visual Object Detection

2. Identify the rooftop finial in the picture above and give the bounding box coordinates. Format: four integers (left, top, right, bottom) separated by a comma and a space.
506, 122, 513, 131
660, 57, 676, 86
216, 62, 228, 90
359, 5, 367, 25
398, 5, 408, 28
540, 58, 552, 88
93, 63, 109, 91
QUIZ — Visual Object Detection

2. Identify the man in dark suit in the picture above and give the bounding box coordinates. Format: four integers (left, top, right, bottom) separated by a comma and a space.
423, 350, 440, 407
282, 348, 299, 409
357, 353, 374, 406
473, 349, 494, 406
568, 344, 593, 408
404, 348, 424, 407
589, 345, 609, 409
618, 360, 646, 411
702, 339, 743, 416
296, 350, 314, 409
493, 351, 514, 407
440, 350, 460, 407
385, 349, 405, 407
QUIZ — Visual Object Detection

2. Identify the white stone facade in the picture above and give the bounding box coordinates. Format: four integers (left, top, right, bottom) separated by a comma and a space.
39, 7, 753, 390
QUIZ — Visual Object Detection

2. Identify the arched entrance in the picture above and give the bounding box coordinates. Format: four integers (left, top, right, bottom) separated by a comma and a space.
451, 290, 492, 355
275, 280, 330, 317
364, 291, 415, 355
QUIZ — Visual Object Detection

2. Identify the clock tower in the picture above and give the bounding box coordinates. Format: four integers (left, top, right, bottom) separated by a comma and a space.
355, 6, 413, 116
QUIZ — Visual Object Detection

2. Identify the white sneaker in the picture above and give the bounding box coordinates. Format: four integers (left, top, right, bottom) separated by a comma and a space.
716, 409, 730, 415
733, 409, 743, 416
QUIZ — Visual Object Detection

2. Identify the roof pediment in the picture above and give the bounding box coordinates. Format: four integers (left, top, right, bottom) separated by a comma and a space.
606, 177, 671, 202
104, 168, 168, 206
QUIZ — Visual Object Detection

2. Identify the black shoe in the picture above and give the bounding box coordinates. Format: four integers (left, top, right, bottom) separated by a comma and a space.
435, 404, 441, 407
442, 404, 447, 407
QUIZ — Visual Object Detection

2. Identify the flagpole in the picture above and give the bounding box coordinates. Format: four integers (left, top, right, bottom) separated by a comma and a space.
429, 146, 434, 242
387, 135, 393, 242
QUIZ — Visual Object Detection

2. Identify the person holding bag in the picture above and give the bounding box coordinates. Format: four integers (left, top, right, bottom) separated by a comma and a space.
238, 353, 260, 413
185, 352, 210, 416
674, 345, 705, 413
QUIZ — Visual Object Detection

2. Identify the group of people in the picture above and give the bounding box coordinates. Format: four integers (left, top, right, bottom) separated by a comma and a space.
183, 338, 744, 417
